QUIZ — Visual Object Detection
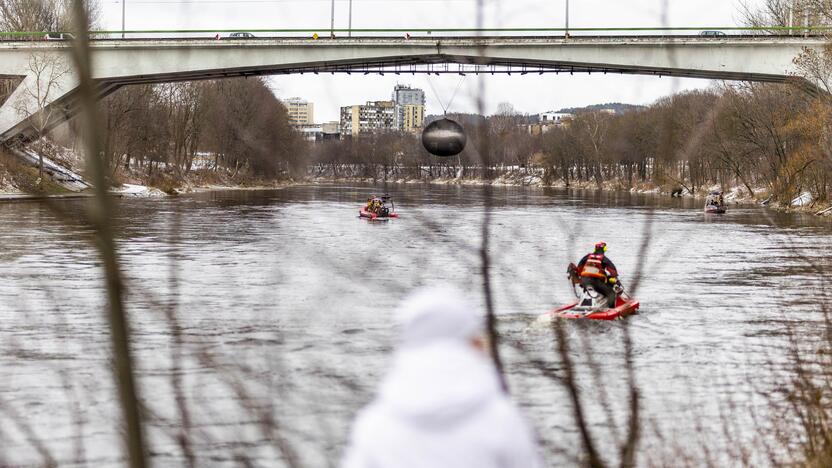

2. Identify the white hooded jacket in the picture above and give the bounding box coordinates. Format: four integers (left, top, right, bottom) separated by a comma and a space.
342, 288, 544, 468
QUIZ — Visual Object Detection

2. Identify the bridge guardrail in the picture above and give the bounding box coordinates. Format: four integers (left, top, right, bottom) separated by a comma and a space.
0, 26, 831, 41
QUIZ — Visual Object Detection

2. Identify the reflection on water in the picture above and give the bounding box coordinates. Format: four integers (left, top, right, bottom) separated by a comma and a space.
0, 184, 830, 466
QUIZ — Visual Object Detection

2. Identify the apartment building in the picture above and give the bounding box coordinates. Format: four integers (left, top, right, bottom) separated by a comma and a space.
284, 97, 315, 126
392, 84, 426, 131
339, 100, 397, 135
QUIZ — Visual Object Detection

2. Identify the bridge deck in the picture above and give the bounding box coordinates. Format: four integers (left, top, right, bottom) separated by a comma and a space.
0, 34, 824, 46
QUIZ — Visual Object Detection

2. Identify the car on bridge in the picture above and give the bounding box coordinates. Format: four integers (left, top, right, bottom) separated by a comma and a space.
225, 32, 256, 39
43, 32, 75, 41
699, 30, 726, 37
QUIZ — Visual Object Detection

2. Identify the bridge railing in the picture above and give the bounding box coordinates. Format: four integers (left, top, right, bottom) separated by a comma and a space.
1, 26, 831, 41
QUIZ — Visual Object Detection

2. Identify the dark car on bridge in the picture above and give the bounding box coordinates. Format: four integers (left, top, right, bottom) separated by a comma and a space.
699, 30, 726, 37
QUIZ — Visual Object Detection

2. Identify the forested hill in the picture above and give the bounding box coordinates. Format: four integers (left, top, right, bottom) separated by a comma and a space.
556, 103, 645, 114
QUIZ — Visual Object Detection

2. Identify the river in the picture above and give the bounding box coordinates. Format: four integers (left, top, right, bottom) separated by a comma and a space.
1, 184, 830, 467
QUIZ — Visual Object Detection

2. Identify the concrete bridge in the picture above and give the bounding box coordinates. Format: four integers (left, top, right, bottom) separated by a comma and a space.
0, 35, 824, 144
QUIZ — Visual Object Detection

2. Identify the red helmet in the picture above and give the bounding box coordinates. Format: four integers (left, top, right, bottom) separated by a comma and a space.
594, 242, 607, 253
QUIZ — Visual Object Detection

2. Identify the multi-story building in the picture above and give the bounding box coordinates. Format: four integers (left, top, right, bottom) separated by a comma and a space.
539, 111, 574, 125
528, 111, 575, 135
400, 104, 425, 132
295, 122, 341, 142
284, 97, 314, 126
296, 124, 322, 142
321, 121, 340, 140
339, 100, 397, 135
392, 84, 426, 107
392, 84, 426, 131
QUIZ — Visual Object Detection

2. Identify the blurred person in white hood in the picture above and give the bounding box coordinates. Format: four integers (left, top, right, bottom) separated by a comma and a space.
342, 286, 544, 468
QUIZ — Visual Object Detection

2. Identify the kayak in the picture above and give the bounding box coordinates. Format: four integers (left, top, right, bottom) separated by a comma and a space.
538, 293, 640, 321
359, 209, 399, 221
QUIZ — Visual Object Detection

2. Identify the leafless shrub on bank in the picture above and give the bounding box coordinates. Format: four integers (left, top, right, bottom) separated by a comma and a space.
13, 52, 70, 186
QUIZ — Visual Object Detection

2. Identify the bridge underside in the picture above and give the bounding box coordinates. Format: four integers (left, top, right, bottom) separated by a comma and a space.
0, 36, 822, 144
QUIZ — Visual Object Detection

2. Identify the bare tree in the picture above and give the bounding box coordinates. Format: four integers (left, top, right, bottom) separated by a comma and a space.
0, 0, 69, 35
739, 0, 827, 32
13, 51, 70, 186
0, 0, 100, 38
794, 43, 832, 93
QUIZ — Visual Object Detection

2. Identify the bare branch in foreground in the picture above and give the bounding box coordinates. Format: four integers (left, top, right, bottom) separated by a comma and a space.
69, 1, 147, 466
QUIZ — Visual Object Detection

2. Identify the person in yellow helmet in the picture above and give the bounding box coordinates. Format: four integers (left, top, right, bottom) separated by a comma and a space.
365, 195, 382, 214
576, 242, 619, 308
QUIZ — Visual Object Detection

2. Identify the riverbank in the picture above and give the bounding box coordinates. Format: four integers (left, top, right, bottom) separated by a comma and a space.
0, 180, 300, 201
308, 173, 832, 216
3, 145, 829, 216
3, 172, 828, 217
0, 141, 303, 200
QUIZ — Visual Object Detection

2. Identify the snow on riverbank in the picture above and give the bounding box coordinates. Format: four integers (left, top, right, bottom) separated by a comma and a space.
112, 184, 166, 198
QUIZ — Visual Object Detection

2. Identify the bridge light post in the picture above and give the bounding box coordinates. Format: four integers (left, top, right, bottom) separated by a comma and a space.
330, 0, 335, 38
565, 0, 570, 38
121, 0, 126, 39
349, 0, 353, 37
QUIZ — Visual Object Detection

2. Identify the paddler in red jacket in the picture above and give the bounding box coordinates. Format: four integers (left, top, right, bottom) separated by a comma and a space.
576, 242, 619, 308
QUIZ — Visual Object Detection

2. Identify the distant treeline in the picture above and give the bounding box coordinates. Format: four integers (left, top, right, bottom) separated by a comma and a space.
309, 108, 540, 182
312, 82, 831, 205
555, 102, 645, 114
541, 84, 831, 203
91, 79, 303, 181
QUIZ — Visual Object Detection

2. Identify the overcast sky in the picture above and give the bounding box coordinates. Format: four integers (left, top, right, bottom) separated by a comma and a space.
97, 0, 764, 122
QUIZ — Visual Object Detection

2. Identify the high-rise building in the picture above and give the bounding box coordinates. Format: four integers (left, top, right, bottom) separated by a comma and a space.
284, 97, 314, 126
392, 84, 426, 131
339, 100, 397, 135
392, 84, 426, 107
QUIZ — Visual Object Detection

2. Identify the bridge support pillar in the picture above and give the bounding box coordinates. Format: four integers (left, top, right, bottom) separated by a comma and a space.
0, 57, 78, 145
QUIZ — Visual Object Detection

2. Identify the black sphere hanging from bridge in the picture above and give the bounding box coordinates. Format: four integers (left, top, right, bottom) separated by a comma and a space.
421, 118, 467, 157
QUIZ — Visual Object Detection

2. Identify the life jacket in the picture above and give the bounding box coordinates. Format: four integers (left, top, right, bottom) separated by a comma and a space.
580, 253, 608, 279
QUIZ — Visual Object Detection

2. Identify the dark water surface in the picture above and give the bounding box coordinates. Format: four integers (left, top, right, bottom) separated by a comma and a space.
1, 184, 830, 466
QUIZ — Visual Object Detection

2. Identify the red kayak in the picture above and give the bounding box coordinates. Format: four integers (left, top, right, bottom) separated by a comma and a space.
359, 209, 400, 221
542, 293, 640, 321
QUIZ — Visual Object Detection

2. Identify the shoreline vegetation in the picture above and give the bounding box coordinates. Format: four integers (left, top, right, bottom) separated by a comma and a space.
0, 134, 828, 215
309, 172, 832, 215
2, 159, 829, 216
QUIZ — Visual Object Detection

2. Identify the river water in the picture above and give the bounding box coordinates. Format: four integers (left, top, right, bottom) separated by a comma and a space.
1, 184, 830, 467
